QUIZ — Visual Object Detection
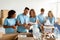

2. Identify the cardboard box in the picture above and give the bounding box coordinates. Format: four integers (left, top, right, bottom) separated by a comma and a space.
18, 33, 33, 37
0, 10, 9, 25
46, 37, 55, 40
0, 18, 5, 25
18, 37, 34, 40
0, 33, 18, 40
44, 26, 54, 33
1, 10, 8, 18
18, 33, 34, 40
0, 33, 33, 40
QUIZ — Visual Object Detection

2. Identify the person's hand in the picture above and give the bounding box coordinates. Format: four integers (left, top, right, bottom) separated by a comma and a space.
41, 24, 43, 26
12, 26, 16, 29
28, 23, 32, 26
24, 24, 30, 29
36, 20, 40, 24
40, 24, 44, 32
25, 24, 30, 29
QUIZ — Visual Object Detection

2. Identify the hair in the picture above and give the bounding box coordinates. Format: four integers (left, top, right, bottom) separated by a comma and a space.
48, 11, 54, 17
29, 9, 36, 18
41, 8, 44, 12
7, 10, 16, 18
24, 7, 29, 10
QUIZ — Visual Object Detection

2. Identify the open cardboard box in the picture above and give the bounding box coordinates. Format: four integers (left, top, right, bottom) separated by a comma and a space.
46, 37, 55, 40
18, 33, 34, 40
18, 37, 34, 40
0, 33, 33, 40
0, 33, 18, 40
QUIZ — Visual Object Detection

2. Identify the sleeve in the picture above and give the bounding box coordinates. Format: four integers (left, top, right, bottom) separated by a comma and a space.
52, 17, 55, 24
36, 16, 39, 20
26, 17, 30, 24
17, 15, 21, 23
17, 15, 20, 21
4, 18, 8, 25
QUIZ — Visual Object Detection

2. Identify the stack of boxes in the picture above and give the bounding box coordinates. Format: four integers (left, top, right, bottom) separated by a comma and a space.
0, 10, 9, 25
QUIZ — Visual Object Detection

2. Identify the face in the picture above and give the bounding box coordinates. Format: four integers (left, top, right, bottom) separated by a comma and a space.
24, 9, 29, 15
12, 13, 16, 18
30, 11, 34, 17
41, 11, 44, 14
48, 13, 52, 18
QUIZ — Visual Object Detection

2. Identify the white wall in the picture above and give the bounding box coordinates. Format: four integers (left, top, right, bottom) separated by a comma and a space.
0, 0, 60, 18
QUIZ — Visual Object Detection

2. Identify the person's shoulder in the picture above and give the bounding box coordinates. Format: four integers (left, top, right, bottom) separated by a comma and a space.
18, 14, 22, 16
38, 14, 40, 16
37, 14, 40, 17
14, 18, 17, 20
53, 17, 55, 18
53, 17, 55, 19
5, 18, 8, 20
4, 18, 8, 21
26, 16, 29, 19
17, 14, 23, 17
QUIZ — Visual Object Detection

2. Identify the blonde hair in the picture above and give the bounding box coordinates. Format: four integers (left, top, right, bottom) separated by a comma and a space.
48, 11, 54, 17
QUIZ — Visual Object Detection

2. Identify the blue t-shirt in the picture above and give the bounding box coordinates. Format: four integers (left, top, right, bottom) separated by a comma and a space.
48, 17, 55, 25
4, 18, 16, 34
38, 14, 46, 24
29, 16, 38, 23
17, 14, 29, 32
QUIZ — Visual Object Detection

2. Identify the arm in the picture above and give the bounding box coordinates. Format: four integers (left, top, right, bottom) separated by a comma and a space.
3, 25, 12, 28
17, 15, 25, 26
3, 25, 16, 29
51, 17, 55, 25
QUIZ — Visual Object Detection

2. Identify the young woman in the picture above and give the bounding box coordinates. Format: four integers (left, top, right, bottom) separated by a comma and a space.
29, 9, 38, 33
3, 10, 17, 34
29, 9, 38, 23
47, 11, 55, 25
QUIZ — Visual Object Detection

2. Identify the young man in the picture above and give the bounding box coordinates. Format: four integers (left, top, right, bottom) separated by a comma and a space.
38, 8, 46, 25
17, 7, 30, 33
37, 8, 46, 32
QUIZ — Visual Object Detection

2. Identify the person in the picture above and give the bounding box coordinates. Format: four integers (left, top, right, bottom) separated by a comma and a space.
37, 8, 46, 33
3, 10, 17, 34
38, 8, 46, 25
54, 18, 60, 34
17, 7, 30, 33
29, 9, 38, 33
47, 11, 55, 25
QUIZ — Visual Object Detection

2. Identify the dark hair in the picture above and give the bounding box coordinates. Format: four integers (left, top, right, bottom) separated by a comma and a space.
29, 9, 36, 18
41, 8, 44, 12
7, 10, 16, 18
24, 7, 29, 10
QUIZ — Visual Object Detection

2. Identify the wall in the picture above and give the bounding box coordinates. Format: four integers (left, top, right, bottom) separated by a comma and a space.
0, 0, 60, 18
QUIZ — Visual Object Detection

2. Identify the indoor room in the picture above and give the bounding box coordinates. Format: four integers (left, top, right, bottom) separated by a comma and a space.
0, 0, 60, 40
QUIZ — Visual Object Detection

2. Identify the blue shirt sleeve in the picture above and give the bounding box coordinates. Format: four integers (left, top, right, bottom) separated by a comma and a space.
17, 15, 20, 21
51, 17, 55, 24
4, 18, 8, 25
36, 16, 39, 20
17, 14, 24, 24
17, 15, 21, 23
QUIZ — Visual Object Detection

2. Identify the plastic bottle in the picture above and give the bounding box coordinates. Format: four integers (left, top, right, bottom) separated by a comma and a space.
54, 27, 58, 39
33, 23, 41, 40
